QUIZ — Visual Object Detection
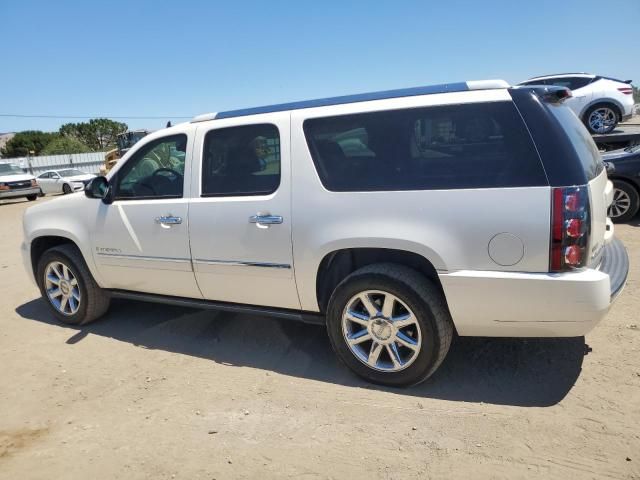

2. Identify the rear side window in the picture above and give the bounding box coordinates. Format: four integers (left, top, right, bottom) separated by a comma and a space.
545, 77, 592, 90
546, 103, 603, 180
304, 102, 547, 191
520, 79, 547, 86
202, 124, 280, 196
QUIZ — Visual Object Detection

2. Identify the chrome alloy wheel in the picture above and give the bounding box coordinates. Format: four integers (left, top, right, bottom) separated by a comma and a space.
44, 261, 81, 316
608, 187, 632, 219
341, 290, 422, 372
588, 107, 617, 134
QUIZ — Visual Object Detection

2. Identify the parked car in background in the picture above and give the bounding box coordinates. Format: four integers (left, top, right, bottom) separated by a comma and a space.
602, 144, 640, 222
22, 80, 628, 387
0, 162, 40, 202
518, 73, 634, 134
36, 169, 96, 195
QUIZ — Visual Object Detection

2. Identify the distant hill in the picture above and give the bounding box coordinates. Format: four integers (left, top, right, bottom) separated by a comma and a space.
0, 133, 16, 157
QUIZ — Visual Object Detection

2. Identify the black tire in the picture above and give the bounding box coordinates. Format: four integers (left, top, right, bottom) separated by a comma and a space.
62, 183, 72, 195
26, 194, 38, 201
583, 103, 620, 135
36, 244, 111, 325
609, 180, 640, 223
326, 263, 453, 387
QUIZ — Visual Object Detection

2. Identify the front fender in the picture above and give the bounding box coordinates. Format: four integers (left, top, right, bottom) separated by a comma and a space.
22, 196, 106, 288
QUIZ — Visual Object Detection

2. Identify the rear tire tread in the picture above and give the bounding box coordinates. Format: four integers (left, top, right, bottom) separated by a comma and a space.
327, 263, 453, 387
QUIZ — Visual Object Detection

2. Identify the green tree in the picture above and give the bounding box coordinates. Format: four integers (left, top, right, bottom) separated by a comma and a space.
0, 131, 59, 158
41, 136, 91, 155
59, 118, 128, 151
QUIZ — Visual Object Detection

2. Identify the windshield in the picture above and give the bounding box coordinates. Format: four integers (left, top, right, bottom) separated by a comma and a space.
58, 169, 85, 177
0, 163, 24, 176
546, 103, 603, 180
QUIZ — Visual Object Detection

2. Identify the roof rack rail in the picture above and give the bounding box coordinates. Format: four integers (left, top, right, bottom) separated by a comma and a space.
528, 72, 592, 79
190, 79, 510, 123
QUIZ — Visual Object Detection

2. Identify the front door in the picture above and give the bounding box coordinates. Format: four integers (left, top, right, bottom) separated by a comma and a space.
38, 172, 60, 194
189, 113, 300, 309
90, 133, 202, 299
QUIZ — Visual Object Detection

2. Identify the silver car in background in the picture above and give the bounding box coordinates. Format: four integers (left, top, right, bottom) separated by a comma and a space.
36, 169, 96, 195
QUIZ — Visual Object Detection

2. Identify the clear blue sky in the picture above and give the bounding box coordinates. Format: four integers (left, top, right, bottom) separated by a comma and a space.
1, 0, 638, 133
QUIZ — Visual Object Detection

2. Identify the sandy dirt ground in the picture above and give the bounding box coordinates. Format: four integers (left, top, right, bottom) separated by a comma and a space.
0, 195, 639, 479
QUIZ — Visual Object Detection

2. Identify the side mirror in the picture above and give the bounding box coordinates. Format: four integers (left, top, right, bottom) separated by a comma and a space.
604, 161, 615, 175
85, 176, 113, 204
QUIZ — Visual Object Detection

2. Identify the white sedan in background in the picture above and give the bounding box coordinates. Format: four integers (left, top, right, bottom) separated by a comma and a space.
36, 169, 96, 195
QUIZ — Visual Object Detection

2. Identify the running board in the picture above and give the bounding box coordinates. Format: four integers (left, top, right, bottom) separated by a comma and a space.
107, 289, 326, 326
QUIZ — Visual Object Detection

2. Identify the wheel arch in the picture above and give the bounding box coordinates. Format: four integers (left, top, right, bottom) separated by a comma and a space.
315, 247, 445, 314
579, 98, 624, 120
28, 231, 103, 287
609, 176, 640, 193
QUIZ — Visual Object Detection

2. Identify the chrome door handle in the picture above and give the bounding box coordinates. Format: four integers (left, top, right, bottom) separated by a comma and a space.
249, 215, 283, 227
155, 215, 182, 225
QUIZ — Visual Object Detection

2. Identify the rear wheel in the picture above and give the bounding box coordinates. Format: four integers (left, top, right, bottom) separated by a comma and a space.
36, 244, 110, 325
326, 263, 453, 387
26, 194, 38, 201
608, 180, 640, 223
584, 104, 619, 134
62, 183, 72, 195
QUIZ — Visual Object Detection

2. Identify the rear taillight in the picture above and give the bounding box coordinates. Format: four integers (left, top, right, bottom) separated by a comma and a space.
618, 87, 633, 95
550, 186, 590, 271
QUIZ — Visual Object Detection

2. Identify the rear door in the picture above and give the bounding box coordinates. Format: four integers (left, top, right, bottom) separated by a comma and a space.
188, 113, 300, 309
546, 77, 592, 116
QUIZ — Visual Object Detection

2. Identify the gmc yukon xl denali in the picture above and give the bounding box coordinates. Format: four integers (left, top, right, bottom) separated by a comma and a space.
21, 80, 629, 386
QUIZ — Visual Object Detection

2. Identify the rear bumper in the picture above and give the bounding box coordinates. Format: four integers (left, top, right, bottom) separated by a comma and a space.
599, 237, 629, 300
0, 187, 40, 199
440, 237, 629, 337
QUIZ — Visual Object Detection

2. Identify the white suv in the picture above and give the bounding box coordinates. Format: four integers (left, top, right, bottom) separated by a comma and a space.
21, 80, 629, 386
518, 73, 635, 134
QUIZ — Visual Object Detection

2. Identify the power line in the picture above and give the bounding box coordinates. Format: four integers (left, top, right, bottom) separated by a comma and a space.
0, 114, 193, 119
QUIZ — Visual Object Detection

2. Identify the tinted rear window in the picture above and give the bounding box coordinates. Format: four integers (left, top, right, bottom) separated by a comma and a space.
304, 102, 547, 191
546, 103, 603, 180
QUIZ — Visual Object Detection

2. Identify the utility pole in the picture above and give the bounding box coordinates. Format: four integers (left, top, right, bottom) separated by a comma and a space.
27, 150, 35, 175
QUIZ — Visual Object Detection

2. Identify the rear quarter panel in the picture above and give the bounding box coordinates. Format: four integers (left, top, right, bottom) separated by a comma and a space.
290, 91, 552, 311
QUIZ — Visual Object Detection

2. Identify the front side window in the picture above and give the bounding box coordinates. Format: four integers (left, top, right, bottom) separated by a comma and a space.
304, 102, 547, 191
114, 134, 187, 199
58, 169, 85, 177
201, 124, 280, 196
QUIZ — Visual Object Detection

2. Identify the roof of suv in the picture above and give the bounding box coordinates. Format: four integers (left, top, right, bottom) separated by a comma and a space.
191, 79, 510, 123
526, 73, 595, 81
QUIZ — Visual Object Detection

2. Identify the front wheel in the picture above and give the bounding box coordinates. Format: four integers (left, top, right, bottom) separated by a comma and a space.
26, 194, 38, 201
326, 263, 453, 387
36, 244, 111, 325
